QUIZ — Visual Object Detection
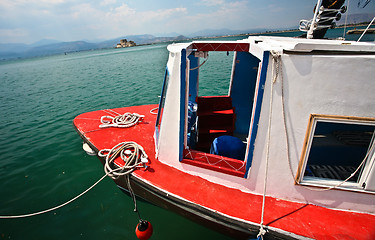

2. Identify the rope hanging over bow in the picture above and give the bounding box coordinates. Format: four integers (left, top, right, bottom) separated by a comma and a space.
98, 141, 149, 179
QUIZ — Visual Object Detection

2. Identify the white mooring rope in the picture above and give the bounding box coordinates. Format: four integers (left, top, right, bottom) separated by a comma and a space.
0, 141, 148, 219
99, 112, 144, 128
99, 142, 149, 179
257, 51, 280, 239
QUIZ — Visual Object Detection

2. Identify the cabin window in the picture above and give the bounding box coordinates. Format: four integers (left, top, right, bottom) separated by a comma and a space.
297, 114, 375, 192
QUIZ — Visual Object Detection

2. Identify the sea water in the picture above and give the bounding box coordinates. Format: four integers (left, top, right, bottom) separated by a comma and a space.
0, 42, 237, 240
0, 29, 373, 240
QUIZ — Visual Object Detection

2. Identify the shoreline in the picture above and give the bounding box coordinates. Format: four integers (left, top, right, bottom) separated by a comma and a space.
2, 23, 372, 61
189, 23, 373, 41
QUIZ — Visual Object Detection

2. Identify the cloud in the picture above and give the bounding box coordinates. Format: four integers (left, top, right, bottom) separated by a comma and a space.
141, 8, 187, 21
100, 0, 117, 6
1, 0, 339, 43
200, 0, 225, 6
0, 0, 259, 43
0, 0, 64, 8
98, 4, 187, 37
0, 28, 29, 43
70, 3, 103, 19
111, 3, 137, 17
179, 1, 254, 32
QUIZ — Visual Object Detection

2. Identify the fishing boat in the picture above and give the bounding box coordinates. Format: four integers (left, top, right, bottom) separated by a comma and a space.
73, 1, 375, 239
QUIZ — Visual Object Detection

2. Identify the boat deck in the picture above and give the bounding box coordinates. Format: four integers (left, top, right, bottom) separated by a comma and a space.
73, 104, 375, 240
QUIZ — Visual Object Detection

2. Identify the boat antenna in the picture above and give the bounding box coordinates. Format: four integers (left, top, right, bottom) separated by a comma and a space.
342, 0, 350, 39
357, 0, 372, 8
357, 16, 375, 41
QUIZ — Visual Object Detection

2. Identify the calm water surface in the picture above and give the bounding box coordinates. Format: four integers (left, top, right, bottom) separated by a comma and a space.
0, 42, 236, 240
0, 29, 373, 240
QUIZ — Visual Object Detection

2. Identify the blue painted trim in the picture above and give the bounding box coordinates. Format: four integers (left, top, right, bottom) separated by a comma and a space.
244, 51, 270, 178
155, 68, 169, 147
179, 49, 187, 162
156, 68, 169, 127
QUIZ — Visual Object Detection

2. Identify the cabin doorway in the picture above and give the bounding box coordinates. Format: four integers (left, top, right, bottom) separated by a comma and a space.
183, 49, 260, 177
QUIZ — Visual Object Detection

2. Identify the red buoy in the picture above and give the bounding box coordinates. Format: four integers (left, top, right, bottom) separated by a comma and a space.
135, 220, 153, 240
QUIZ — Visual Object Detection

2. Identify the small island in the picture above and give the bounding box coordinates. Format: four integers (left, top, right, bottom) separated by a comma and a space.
116, 39, 136, 48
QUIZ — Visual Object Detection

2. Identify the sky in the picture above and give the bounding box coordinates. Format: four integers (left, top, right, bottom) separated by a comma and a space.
0, 0, 374, 44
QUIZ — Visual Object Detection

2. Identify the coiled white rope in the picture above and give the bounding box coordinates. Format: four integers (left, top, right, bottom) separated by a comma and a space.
98, 142, 149, 179
99, 142, 149, 220
0, 141, 148, 219
99, 112, 144, 128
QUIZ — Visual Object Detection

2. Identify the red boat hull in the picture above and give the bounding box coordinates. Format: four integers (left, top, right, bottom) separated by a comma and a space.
73, 104, 375, 240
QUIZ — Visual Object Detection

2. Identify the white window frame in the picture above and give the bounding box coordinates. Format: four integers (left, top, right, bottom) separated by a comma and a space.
296, 114, 375, 193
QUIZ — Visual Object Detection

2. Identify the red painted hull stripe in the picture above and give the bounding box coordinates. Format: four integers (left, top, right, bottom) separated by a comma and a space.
74, 104, 375, 240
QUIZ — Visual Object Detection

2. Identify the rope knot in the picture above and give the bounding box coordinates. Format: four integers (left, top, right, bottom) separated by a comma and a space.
271, 50, 282, 84
257, 225, 267, 239
98, 142, 149, 179
99, 112, 144, 128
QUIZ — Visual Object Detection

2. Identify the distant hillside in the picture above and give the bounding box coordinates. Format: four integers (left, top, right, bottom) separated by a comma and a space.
0, 35, 189, 60
0, 41, 98, 59
97, 34, 188, 48
337, 12, 375, 25
1, 11, 373, 60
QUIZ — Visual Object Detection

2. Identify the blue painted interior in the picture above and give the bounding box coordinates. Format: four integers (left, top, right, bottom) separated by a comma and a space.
210, 135, 246, 160
188, 54, 199, 103
179, 49, 270, 179
245, 52, 269, 178
179, 49, 187, 162
230, 52, 260, 138
186, 54, 199, 148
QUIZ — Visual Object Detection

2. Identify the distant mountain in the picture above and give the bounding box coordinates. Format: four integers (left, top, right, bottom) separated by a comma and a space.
337, 12, 375, 25
154, 32, 182, 37
0, 34, 190, 60
30, 39, 61, 47
97, 34, 189, 49
1, 12, 373, 61
0, 41, 98, 59
27, 41, 98, 56
188, 26, 296, 38
0, 43, 29, 53
188, 28, 244, 38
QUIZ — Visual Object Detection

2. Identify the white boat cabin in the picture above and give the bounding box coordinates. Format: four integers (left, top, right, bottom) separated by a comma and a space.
154, 36, 375, 214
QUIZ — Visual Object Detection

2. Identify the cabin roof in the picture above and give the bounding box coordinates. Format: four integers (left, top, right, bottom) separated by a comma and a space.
247, 36, 375, 53
167, 36, 375, 56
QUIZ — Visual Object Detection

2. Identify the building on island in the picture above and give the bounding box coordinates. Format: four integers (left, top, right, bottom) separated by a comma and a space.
116, 39, 136, 48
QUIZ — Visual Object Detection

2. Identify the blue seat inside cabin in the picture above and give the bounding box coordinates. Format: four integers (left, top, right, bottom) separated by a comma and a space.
187, 101, 198, 148
210, 135, 246, 160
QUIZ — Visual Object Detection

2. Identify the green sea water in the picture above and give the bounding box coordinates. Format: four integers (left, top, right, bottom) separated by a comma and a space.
0, 29, 374, 240
0, 41, 238, 240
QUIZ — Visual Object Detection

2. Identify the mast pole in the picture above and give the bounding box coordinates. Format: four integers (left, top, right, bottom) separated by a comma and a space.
307, 0, 323, 39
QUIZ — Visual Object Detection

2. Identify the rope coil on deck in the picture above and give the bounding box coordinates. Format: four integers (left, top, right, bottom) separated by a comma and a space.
98, 142, 149, 179
99, 112, 144, 128
99, 141, 149, 222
